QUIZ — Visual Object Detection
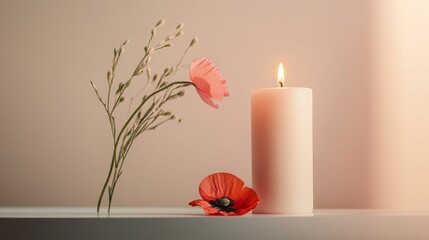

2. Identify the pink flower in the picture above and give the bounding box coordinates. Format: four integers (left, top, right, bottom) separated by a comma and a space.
189, 58, 229, 109
189, 172, 259, 216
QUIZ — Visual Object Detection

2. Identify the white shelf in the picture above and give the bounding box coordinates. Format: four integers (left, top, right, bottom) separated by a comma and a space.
1, 208, 429, 239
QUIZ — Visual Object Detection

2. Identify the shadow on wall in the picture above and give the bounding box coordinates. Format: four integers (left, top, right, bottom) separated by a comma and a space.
312, 0, 374, 208
366, 0, 429, 210
315, 0, 429, 210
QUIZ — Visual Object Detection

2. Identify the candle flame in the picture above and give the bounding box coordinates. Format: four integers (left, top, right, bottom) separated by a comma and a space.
278, 63, 285, 87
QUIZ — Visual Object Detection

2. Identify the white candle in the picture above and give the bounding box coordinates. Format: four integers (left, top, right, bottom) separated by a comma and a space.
251, 63, 313, 214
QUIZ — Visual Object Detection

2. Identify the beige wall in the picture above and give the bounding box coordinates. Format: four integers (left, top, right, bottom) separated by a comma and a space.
368, 0, 429, 209
0, 0, 428, 209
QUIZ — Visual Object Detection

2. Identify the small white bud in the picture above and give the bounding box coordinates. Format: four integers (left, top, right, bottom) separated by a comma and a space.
107, 70, 113, 82
175, 31, 184, 38
157, 43, 173, 50
190, 37, 199, 46
135, 68, 144, 76
176, 23, 184, 30
155, 19, 165, 28
160, 81, 168, 88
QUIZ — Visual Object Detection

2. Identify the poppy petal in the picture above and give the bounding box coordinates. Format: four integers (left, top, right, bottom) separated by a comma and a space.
234, 187, 259, 215
191, 172, 259, 216
189, 199, 221, 215
199, 172, 244, 202
189, 58, 228, 108
218, 210, 238, 216
197, 90, 219, 109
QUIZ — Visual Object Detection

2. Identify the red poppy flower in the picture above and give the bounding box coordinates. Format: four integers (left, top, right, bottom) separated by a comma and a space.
189, 172, 259, 216
189, 58, 229, 109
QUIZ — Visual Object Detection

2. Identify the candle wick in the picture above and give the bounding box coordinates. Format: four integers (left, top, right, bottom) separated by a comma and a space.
279, 82, 283, 88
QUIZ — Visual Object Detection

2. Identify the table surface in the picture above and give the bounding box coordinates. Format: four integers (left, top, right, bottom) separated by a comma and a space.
1, 207, 429, 218
1, 208, 429, 240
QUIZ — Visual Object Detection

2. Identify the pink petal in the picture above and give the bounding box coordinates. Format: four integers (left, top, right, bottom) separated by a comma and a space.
197, 90, 218, 109
189, 58, 229, 108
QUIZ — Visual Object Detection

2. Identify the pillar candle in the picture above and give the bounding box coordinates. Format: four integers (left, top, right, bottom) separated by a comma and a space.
251, 63, 313, 214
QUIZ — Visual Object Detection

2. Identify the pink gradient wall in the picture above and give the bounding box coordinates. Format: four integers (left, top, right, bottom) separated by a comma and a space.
0, 0, 428, 209
368, 0, 429, 209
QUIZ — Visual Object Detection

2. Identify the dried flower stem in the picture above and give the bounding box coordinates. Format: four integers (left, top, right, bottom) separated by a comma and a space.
93, 20, 198, 213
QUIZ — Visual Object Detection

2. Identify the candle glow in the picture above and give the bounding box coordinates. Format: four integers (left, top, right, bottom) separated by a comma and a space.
278, 63, 285, 87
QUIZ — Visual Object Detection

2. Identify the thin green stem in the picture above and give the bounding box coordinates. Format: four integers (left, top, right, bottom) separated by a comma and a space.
115, 81, 194, 145
97, 151, 117, 213
95, 22, 199, 213
107, 83, 112, 111
175, 45, 191, 71
117, 131, 137, 178
98, 81, 195, 213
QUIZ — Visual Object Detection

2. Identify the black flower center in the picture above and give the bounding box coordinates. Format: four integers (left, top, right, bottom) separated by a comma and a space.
209, 197, 237, 212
